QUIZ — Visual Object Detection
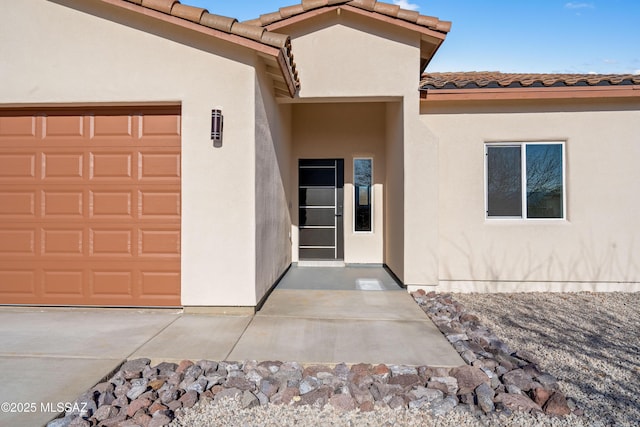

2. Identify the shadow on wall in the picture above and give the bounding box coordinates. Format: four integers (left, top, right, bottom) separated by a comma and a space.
441, 234, 639, 289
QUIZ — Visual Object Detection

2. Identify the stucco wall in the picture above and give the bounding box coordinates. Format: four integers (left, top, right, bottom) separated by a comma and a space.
384, 102, 405, 280
421, 99, 640, 292
1, 0, 261, 306
254, 63, 292, 304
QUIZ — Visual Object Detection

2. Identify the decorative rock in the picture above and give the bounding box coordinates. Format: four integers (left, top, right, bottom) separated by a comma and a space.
428, 376, 458, 395
299, 376, 321, 395
447, 333, 469, 343
475, 383, 495, 414
121, 359, 151, 377
389, 365, 418, 376
502, 369, 534, 391
450, 366, 490, 395
533, 387, 552, 407
494, 393, 542, 413
536, 373, 560, 391
148, 410, 173, 427
430, 395, 458, 416
176, 360, 194, 374
179, 390, 199, 409
270, 387, 299, 405
241, 390, 260, 409
148, 400, 168, 415
299, 387, 331, 407
94, 404, 118, 422
329, 394, 356, 411
126, 397, 152, 417
388, 374, 421, 389
259, 378, 279, 398
544, 392, 571, 416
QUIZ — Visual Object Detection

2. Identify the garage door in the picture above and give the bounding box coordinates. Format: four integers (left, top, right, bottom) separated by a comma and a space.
0, 107, 181, 306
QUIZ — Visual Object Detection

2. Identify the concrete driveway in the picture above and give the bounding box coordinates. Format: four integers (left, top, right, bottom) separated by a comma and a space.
0, 266, 462, 426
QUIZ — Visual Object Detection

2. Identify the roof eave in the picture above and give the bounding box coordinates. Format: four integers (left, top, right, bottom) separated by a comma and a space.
420, 85, 640, 102
266, 4, 447, 41
95, 0, 298, 97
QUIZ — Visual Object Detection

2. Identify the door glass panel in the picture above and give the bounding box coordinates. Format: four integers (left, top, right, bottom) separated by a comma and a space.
299, 228, 335, 246
354, 158, 372, 232
299, 168, 335, 187
299, 248, 336, 259
299, 188, 335, 206
299, 208, 335, 227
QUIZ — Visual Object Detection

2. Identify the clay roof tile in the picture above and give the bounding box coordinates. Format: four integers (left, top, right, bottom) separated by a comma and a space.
141, 0, 178, 15
171, 3, 206, 23
420, 72, 640, 90
200, 13, 237, 33
280, 4, 306, 19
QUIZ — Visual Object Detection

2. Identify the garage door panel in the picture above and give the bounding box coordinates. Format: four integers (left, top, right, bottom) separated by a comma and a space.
139, 152, 181, 180
41, 228, 84, 256
90, 190, 133, 218
0, 115, 37, 139
43, 115, 85, 139
91, 114, 133, 139
0, 229, 35, 254
139, 190, 180, 218
140, 114, 181, 137
90, 228, 133, 256
0, 269, 35, 294
141, 270, 180, 297
0, 153, 36, 179
90, 152, 133, 180
42, 152, 84, 179
42, 190, 84, 217
90, 270, 133, 296
0, 191, 36, 217
139, 229, 180, 257
0, 108, 181, 306
43, 269, 84, 296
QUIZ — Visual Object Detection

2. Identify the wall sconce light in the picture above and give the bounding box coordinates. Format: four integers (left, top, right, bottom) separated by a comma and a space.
211, 109, 223, 147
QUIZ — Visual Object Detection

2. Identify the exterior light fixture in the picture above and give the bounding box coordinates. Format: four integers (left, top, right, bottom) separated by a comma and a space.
211, 109, 223, 147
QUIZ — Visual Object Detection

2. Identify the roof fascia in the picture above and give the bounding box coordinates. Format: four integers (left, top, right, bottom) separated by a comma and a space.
96, 0, 283, 59
421, 85, 640, 102
265, 4, 446, 41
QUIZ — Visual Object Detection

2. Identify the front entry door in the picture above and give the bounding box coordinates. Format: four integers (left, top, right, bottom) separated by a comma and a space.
298, 159, 344, 260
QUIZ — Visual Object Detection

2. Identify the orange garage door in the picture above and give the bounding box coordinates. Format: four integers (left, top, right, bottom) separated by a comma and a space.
0, 107, 181, 306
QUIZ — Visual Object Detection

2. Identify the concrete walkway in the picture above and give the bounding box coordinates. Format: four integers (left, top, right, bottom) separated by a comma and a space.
0, 265, 463, 426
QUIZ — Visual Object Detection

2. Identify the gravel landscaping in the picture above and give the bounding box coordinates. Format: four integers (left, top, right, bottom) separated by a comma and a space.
48, 292, 639, 427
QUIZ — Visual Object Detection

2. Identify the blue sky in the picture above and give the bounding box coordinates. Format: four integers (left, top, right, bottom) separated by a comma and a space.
185, 0, 640, 74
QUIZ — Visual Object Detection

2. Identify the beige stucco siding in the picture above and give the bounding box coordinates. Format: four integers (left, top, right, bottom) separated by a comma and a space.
421, 100, 640, 291
1, 0, 261, 306
287, 10, 421, 99
254, 63, 293, 304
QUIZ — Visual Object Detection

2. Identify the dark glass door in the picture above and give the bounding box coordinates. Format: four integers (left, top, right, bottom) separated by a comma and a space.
298, 159, 344, 260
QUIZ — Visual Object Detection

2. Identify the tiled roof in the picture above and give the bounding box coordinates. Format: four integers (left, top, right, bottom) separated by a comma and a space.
121, 0, 298, 95
243, 0, 452, 33
124, 0, 293, 48
420, 72, 640, 90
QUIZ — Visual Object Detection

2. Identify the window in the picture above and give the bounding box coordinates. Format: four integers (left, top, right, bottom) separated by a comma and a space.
486, 142, 565, 219
354, 158, 372, 231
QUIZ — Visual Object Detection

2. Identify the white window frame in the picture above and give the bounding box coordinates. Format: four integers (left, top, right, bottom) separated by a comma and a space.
484, 141, 566, 220
353, 157, 374, 233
